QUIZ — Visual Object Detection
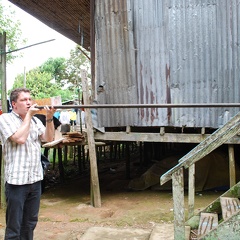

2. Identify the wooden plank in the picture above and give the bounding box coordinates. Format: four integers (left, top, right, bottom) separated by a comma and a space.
185, 226, 191, 240
220, 197, 240, 221
42, 138, 65, 147
94, 131, 240, 144
172, 168, 185, 240
198, 210, 240, 240
188, 164, 195, 219
81, 69, 101, 208
96, 132, 209, 143
228, 145, 236, 187
198, 213, 218, 237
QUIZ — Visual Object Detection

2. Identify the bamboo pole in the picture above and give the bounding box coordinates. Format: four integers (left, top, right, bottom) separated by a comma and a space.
35, 103, 240, 109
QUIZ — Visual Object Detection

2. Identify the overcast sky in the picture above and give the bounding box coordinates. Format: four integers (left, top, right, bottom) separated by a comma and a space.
3, 0, 76, 90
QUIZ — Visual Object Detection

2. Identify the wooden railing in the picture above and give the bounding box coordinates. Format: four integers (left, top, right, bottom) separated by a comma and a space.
160, 111, 240, 240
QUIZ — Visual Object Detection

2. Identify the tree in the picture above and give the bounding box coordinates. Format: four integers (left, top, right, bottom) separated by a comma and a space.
65, 45, 91, 91
10, 45, 91, 102
12, 67, 56, 97
39, 57, 76, 100
0, 0, 26, 63
39, 57, 67, 85
11, 67, 73, 102
38, 47, 91, 100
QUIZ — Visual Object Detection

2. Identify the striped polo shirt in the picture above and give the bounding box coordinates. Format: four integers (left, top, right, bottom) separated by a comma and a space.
0, 111, 45, 185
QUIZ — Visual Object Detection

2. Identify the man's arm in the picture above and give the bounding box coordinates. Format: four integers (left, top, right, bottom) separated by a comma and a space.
10, 105, 40, 144
41, 106, 56, 142
42, 119, 55, 142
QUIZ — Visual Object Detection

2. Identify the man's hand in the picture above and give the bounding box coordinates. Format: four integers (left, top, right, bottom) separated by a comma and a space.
43, 106, 56, 142
45, 105, 56, 121
28, 103, 41, 117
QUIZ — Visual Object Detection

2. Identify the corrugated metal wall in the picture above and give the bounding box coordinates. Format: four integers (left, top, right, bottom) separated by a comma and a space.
95, 0, 240, 128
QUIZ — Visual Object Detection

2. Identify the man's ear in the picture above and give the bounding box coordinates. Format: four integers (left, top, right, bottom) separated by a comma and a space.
11, 101, 16, 108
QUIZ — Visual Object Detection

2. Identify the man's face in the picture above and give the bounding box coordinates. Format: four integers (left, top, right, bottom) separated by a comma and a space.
11, 92, 32, 116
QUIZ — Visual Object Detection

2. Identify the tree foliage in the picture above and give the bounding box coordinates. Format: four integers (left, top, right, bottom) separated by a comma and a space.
11, 67, 72, 101
10, 45, 91, 102
39, 57, 67, 86
65, 46, 91, 90
0, 0, 26, 63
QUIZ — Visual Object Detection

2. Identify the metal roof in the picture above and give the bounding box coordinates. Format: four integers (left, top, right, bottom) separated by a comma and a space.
9, 0, 91, 50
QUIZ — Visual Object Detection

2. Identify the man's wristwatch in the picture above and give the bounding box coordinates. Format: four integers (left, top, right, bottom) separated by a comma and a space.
46, 118, 53, 123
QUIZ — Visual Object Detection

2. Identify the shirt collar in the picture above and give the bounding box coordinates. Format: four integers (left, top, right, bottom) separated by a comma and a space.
11, 110, 22, 120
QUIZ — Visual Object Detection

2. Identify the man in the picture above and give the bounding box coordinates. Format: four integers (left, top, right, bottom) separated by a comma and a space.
0, 88, 56, 240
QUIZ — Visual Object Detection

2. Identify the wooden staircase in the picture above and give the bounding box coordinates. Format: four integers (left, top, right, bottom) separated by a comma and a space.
186, 182, 240, 239
160, 112, 240, 240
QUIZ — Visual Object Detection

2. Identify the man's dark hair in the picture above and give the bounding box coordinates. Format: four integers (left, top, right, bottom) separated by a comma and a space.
10, 88, 31, 103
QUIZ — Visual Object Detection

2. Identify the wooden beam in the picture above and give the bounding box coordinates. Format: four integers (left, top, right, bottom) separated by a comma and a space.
81, 69, 101, 208
94, 131, 240, 144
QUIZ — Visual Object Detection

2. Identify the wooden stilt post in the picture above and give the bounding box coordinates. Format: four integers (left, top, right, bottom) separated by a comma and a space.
188, 164, 195, 219
228, 144, 236, 187
82, 145, 86, 169
77, 146, 82, 173
110, 142, 113, 161
172, 168, 185, 240
126, 143, 130, 179
58, 148, 64, 183
53, 148, 56, 169
0, 32, 7, 209
81, 69, 101, 208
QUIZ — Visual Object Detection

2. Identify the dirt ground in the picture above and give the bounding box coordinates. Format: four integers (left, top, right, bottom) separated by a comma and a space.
0, 157, 223, 239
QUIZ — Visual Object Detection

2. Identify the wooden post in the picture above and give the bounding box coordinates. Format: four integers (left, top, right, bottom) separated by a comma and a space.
188, 164, 195, 219
228, 144, 236, 187
58, 148, 64, 183
126, 143, 130, 179
53, 148, 56, 169
64, 146, 68, 165
82, 145, 86, 169
81, 69, 101, 207
77, 146, 82, 173
140, 142, 143, 166
172, 168, 185, 240
0, 32, 7, 209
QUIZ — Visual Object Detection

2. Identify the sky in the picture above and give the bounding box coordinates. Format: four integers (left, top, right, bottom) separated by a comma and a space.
2, 0, 76, 90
